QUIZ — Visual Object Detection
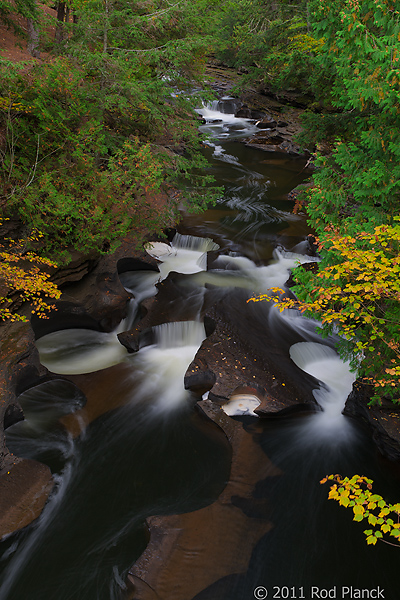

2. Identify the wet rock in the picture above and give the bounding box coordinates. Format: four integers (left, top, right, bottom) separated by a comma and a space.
56, 239, 158, 333
184, 369, 216, 394
198, 289, 318, 410
217, 98, 242, 115
235, 106, 265, 120
256, 115, 278, 129
4, 402, 24, 429
0, 320, 47, 469
344, 382, 400, 461
0, 458, 53, 539
117, 331, 140, 353
50, 250, 98, 288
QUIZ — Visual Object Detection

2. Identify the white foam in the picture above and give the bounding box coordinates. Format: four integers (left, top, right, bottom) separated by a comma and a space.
222, 394, 261, 417
145, 233, 219, 278
36, 329, 128, 375
289, 342, 356, 438
132, 321, 206, 411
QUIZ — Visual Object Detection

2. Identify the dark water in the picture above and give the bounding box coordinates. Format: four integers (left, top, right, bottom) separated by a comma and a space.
1, 393, 231, 600
1, 103, 400, 600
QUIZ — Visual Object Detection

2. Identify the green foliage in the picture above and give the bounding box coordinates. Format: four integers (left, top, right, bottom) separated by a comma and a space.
304, 0, 400, 227
250, 221, 400, 401
213, 0, 323, 95
321, 475, 400, 548
0, 0, 38, 35
284, 0, 400, 403
0, 0, 222, 264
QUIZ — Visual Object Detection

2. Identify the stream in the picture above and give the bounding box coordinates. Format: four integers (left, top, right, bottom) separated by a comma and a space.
0, 99, 400, 599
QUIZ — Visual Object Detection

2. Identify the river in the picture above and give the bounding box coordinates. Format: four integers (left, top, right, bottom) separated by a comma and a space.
0, 99, 399, 600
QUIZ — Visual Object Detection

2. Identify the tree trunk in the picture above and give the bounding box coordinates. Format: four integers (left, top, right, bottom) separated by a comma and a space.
27, 18, 40, 58
55, 1, 66, 45
103, 0, 109, 55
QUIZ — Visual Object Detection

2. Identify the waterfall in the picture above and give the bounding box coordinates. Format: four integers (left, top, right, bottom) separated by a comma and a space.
132, 321, 206, 411
218, 248, 319, 294
196, 100, 258, 140
289, 341, 357, 440
145, 233, 219, 278
36, 234, 218, 376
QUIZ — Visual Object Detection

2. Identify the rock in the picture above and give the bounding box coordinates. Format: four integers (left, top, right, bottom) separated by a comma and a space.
117, 331, 140, 353
0, 458, 53, 539
256, 115, 278, 129
184, 369, 216, 394
344, 382, 400, 460
49, 250, 99, 288
0, 320, 47, 469
235, 106, 265, 120
126, 399, 280, 600
186, 290, 318, 412
248, 134, 285, 145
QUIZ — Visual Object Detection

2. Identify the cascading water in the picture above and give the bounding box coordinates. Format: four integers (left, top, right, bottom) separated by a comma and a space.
196, 97, 259, 142
35, 328, 129, 375
132, 320, 206, 411
36, 233, 218, 377
145, 232, 219, 278
217, 247, 319, 294
289, 342, 357, 441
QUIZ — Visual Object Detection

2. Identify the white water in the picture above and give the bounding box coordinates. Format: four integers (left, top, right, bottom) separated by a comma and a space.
119, 269, 161, 304
196, 99, 258, 140
222, 394, 261, 417
36, 329, 129, 375
132, 321, 206, 411
217, 248, 319, 295
145, 232, 219, 278
212, 245, 356, 436
290, 342, 357, 440
37, 234, 218, 376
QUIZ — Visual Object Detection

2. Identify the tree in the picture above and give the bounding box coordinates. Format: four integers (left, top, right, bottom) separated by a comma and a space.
0, 0, 222, 264
0, 220, 61, 322
264, 0, 400, 403
212, 0, 322, 96
250, 220, 400, 401
0, 0, 41, 57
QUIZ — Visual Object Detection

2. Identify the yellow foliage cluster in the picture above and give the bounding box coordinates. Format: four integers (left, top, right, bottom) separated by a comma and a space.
0, 221, 61, 322
288, 33, 324, 54
321, 474, 400, 547
249, 218, 400, 394
0, 95, 33, 113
